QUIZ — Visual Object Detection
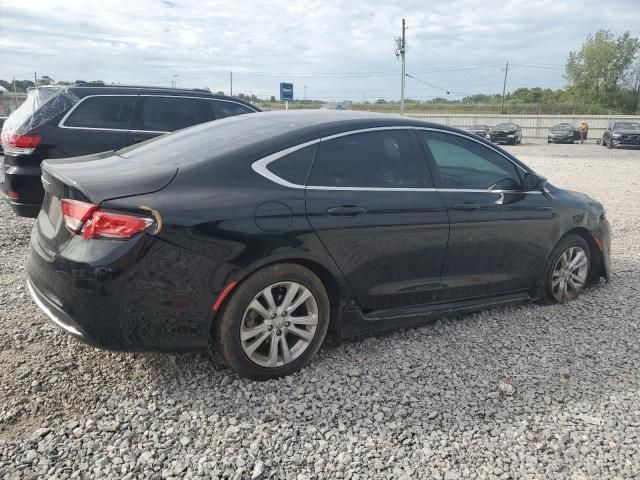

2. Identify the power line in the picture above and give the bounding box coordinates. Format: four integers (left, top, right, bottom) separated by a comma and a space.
404, 72, 471, 96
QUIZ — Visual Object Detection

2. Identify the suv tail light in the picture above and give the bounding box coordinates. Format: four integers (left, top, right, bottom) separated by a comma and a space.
61, 199, 153, 240
0, 133, 42, 155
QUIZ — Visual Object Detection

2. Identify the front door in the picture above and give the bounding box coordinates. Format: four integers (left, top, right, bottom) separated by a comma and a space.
416, 129, 553, 300
305, 128, 449, 311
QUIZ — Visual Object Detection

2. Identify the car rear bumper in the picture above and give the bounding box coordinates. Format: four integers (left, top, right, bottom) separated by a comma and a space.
26, 276, 95, 345
26, 229, 217, 352
0, 160, 43, 218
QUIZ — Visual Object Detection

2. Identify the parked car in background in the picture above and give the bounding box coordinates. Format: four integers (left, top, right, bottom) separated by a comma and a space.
489, 123, 522, 145
601, 121, 640, 149
0, 83, 260, 217
547, 123, 580, 144
0, 116, 6, 154
27, 111, 610, 379
463, 125, 490, 139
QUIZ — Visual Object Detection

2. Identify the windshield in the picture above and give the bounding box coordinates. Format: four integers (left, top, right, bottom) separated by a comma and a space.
614, 122, 640, 130
495, 123, 515, 129
552, 125, 572, 131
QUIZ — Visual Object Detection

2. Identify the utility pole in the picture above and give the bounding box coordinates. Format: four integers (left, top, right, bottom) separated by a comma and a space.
34, 72, 37, 87
395, 19, 407, 116
230, 71, 233, 96
501, 61, 509, 115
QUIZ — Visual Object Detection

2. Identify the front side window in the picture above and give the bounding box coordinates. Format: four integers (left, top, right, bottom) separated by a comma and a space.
308, 130, 423, 188
64, 96, 136, 129
418, 131, 521, 190
132, 96, 200, 132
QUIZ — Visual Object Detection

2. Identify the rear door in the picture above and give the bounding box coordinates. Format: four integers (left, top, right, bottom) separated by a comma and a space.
305, 128, 449, 311
127, 95, 202, 145
416, 129, 553, 300
57, 95, 136, 156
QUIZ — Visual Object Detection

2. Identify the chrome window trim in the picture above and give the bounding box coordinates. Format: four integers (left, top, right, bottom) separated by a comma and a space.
251, 139, 322, 190
200, 97, 259, 113
58, 94, 258, 132
251, 126, 541, 193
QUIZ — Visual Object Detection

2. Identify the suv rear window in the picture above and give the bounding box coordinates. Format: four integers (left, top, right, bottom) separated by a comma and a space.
131, 96, 200, 132
64, 96, 136, 130
202, 99, 254, 121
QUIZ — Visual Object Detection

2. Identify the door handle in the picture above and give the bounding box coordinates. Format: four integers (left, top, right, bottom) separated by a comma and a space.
452, 202, 481, 211
132, 137, 147, 143
327, 205, 368, 216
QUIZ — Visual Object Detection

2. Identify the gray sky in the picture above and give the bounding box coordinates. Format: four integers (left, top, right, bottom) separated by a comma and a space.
0, 0, 638, 101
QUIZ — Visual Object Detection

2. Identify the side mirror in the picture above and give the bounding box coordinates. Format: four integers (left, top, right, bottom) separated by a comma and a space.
523, 172, 547, 191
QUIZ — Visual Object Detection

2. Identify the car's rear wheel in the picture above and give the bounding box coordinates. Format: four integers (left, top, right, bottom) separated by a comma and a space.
214, 263, 330, 379
541, 234, 590, 304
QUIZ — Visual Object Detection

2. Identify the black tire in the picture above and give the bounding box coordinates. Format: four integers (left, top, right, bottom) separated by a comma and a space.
213, 263, 330, 379
540, 234, 591, 305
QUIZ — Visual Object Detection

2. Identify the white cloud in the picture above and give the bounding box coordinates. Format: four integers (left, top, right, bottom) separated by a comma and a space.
0, 0, 638, 100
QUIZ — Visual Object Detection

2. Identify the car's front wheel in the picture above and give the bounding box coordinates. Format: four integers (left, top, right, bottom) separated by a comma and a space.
542, 234, 591, 304
214, 263, 330, 379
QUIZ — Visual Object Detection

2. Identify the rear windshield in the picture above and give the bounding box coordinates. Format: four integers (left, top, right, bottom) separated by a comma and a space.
1, 87, 79, 136
118, 114, 289, 166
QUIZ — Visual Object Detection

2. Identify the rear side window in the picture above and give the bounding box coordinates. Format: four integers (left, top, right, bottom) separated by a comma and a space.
266, 144, 318, 185
202, 100, 254, 120
132, 96, 200, 132
308, 130, 423, 188
64, 96, 136, 129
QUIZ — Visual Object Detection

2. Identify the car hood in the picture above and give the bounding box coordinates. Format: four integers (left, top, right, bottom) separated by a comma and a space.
492, 128, 516, 133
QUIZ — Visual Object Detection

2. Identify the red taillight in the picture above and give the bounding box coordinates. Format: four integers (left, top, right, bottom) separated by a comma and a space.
61, 199, 153, 240
61, 199, 98, 233
9, 134, 42, 148
7, 191, 19, 200
82, 210, 153, 240
1, 133, 42, 155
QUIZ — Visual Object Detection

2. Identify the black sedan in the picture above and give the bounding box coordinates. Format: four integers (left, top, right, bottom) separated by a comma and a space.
27, 111, 611, 379
462, 125, 490, 139
548, 123, 580, 144
601, 121, 640, 149
490, 122, 522, 145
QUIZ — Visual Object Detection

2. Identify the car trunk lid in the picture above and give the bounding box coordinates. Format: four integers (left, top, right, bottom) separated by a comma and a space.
36, 152, 176, 252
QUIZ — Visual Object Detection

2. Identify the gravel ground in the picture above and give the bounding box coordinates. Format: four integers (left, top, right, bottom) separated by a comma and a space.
1, 139, 639, 479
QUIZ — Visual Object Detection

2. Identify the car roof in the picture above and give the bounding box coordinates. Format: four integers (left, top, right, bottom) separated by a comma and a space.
118, 109, 515, 171
38, 84, 257, 108
212, 109, 454, 132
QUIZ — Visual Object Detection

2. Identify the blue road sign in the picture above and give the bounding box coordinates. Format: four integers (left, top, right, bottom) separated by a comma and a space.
280, 82, 293, 101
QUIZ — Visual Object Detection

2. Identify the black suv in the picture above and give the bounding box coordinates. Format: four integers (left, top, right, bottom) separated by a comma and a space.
0, 84, 259, 217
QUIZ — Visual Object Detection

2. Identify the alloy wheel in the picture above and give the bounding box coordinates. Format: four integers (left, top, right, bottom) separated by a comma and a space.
551, 246, 589, 302
240, 281, 319, 368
